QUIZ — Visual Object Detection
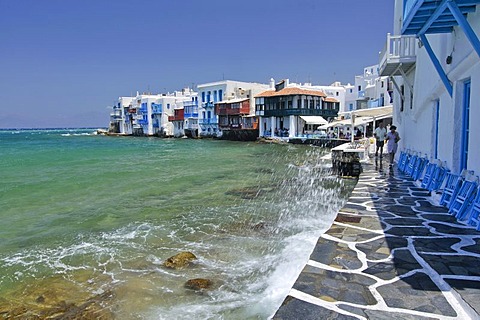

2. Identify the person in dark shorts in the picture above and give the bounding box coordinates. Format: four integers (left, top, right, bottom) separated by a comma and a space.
374, 122, 387, 158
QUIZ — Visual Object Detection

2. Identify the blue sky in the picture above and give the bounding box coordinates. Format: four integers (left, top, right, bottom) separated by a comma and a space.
0, 0, 393, 129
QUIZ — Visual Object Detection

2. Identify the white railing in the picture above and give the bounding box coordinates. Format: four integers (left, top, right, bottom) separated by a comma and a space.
379, 33, 418, 69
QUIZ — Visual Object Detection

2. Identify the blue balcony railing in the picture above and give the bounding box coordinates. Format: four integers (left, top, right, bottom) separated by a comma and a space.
204, 102, 215, 108
367, 99, 380, 109
184, 104, 199, 118
199, 118, 218, 125
152, 103, 162, 114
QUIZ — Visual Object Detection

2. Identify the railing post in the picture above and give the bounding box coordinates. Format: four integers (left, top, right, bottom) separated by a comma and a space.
386, 33, 391, 57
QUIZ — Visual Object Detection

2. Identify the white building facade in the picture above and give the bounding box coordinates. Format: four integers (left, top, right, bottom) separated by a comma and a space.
255, 79, 340, 138
355, 64, 392, 111
109, 96, 135, 134
380, 0, 480, 174
196, 80, 269, 137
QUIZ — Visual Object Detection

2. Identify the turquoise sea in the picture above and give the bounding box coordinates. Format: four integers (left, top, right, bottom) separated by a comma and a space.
0, 129, 354, 319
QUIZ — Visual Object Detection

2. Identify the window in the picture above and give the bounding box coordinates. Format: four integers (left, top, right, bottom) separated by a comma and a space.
207, 111, 211, 119
207, 91, 211, 102
202, 92, 205, 103
336, 92, 339, 96
349, 103, 354, 111
214, 90, 217, 102
350, 88, 353, 93
381, 81, 384, 88
167, 103, 170, 109
297, 99, 301, 108
400, 85, 404, 112
218, 89, 223, 102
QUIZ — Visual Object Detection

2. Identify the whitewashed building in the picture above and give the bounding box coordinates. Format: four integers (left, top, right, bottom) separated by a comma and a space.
380, 0, 480, 173
355, 64, 392, 111
196, 80, 269, 138
109, 96, 135, 134
255, 79, 340, 138
129, 89, 197, 136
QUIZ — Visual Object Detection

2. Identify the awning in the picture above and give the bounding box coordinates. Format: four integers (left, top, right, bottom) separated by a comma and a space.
317, 116, 384, 130
300, 116, 328, 125
338, 105, 393, 119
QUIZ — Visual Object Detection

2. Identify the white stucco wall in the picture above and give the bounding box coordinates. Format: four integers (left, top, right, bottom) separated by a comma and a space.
394, 5, 480, 174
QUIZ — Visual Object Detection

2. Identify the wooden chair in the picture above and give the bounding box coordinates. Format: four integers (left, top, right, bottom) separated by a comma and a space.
421, 162, 437, 189
405, 154, 418, 177
439, 173, 463, 209
398, 151, 409, 173
412, 157, 428, 181
449, 180, 477, 220
467, 187, 480, 230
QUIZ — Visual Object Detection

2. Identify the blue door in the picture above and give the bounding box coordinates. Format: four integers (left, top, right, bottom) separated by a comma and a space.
460, 80, 471, 170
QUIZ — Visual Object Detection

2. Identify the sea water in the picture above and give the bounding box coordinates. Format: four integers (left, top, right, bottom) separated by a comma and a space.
0, 129, 354, 319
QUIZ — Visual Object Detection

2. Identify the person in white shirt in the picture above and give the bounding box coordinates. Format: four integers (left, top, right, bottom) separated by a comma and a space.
374, 122, 387, 158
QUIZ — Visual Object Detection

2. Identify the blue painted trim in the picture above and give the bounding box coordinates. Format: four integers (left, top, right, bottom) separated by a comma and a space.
402, 0, 426, 34
460, 80, 471, 171
418, 0, 449, 35
447, 0, 480, 58
420, 34, 453, 97
435, 99, 440, 159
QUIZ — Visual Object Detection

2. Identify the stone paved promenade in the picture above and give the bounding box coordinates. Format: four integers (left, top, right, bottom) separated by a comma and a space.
274, 158, 480, 320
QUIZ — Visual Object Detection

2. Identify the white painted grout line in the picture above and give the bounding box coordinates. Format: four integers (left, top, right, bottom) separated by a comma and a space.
406, 238, 478, 320
288, 289, 367, 320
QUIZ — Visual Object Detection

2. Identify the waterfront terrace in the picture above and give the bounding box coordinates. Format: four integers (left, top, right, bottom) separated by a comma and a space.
274, 157, 480, 319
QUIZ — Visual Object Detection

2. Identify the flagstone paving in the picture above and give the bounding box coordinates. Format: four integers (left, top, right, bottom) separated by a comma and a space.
274, 159, 480, 320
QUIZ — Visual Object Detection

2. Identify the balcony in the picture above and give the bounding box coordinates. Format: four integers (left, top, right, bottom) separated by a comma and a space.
402, 0, 480, 35
168, 115, 184, 121
204, 102, 215, 108
184, 105, 198, 118
199, 118, 218, 125
379, 33, 417, 76
216, 105, 250, 116
110, 114, 123, 121
263, 108, 338, 118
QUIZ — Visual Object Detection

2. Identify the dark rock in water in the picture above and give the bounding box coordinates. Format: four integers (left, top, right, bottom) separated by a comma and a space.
225, 186, 261, 199
185, 278, 213, 290
252, 222, 267, 230
163, 251, 197, 269
0, 290, 115, 319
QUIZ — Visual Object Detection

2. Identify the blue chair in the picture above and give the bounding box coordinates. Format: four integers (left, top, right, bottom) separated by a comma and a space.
467, 187, 480, 230
398, 151, 410, 173
412, 157, 428, 181
449, 180, 477, 220
439, 173, 463, 209
405, 154, 418, 177
421, 162, 437, 189
428, 166, 449, 192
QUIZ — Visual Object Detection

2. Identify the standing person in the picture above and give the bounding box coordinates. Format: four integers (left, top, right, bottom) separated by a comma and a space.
374, 122, 387, 158
385, 125, 400, 167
